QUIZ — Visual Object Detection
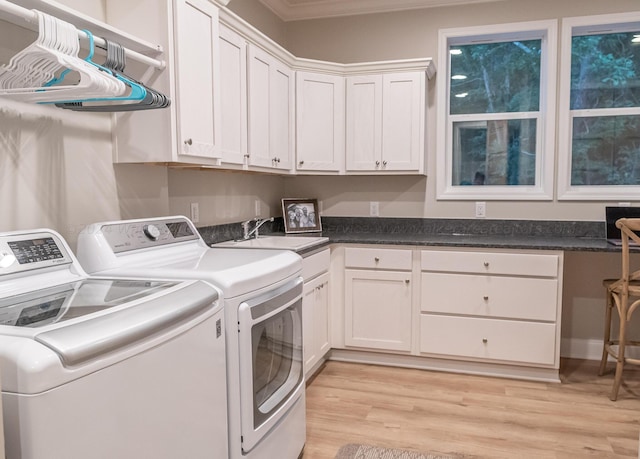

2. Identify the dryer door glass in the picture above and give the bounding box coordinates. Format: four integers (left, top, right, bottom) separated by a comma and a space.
251, 298, 302, 428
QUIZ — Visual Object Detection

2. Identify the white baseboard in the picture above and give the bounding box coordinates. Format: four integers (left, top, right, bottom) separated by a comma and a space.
560, 338, 603, 361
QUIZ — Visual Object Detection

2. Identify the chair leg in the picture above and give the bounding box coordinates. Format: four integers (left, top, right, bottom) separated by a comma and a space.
610, 312, 627, 401
599, 289, 614, 376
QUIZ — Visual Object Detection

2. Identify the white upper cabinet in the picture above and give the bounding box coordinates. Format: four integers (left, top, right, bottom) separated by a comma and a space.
346, 75, 382, 171
346, 71, 426, 174
247, 45, 294, 172
109, 0, 222, 165
382, 72, 424, 171
295, 71, 345, 173
174, 0, 221, 160
218, 24, 247, 166
109, 3, 433, 172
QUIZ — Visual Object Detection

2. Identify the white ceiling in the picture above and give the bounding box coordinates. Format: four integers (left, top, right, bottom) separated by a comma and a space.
256, 0, 506, 21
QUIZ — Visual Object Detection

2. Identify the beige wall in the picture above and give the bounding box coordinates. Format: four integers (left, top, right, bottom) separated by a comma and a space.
168, 169, 285, 225
2, 0, 638, 357
0, 0, 288, 249
225, 0, 640, 357
280, 0, 640, 222
227, 0, 288, 47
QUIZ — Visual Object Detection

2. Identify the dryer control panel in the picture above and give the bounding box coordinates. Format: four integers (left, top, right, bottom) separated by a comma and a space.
96, 217, 200, 253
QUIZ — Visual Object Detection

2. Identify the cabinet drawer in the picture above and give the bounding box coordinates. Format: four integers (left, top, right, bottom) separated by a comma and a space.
421, 250, 558, 277
345, 247, 412, 270
420, 314, 556, 366
421, 273, 558, 321
302, 248, 330, 281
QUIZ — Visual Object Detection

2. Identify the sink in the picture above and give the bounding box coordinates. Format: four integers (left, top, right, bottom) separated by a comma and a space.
212, 235, 329, 252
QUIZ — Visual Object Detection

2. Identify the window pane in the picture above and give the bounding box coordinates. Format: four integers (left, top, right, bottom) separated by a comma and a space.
453, 119, 537, 186
450, 40, 541, 115
571, 32, 640, 110
571, 115, 640, 185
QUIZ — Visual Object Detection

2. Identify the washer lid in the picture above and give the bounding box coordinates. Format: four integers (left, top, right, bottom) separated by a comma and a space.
0, 278, 219, 366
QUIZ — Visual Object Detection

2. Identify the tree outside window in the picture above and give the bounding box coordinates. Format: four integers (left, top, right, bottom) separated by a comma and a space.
558, 13, 640, 200
436, 21, 556, 200
570, 32, 640, 186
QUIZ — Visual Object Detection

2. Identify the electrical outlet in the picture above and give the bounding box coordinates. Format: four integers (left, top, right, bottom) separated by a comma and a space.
475, 201, 486, 218
370, 201, 380, 217
254, 200, 261, 217
190, 202, 200, 223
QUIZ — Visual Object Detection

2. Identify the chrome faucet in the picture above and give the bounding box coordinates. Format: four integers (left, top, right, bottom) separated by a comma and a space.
241, 217, 274, 240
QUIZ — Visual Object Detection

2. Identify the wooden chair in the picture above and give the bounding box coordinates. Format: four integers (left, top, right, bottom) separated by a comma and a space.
598, 218, 640, 400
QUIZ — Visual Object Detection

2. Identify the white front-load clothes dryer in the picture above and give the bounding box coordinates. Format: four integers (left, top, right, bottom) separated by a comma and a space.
77, 216, 306, 459
0, 229, 228, 459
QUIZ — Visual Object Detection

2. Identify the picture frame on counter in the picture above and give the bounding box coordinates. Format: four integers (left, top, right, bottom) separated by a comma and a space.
282, 198, 322, 233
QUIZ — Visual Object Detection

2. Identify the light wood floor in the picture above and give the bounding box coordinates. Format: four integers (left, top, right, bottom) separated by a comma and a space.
303, 359, 640, 459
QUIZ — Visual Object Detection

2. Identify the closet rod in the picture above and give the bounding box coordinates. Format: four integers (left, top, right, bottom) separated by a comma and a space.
0, 0, 165, 70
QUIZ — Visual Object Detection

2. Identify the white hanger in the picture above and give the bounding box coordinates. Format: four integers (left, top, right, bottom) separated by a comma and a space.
0, 10, 125, 103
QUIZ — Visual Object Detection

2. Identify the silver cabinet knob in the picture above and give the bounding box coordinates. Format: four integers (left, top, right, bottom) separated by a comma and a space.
299, 160, 304, 166
483, 262, 490, 268
483, 295, 489, 301
184, 138, 193, 146
482, 338, 488, 344
383, 160, 388, 166
375, 160, 380, 166
405, 279, 410, 284
374, 257, 380, 262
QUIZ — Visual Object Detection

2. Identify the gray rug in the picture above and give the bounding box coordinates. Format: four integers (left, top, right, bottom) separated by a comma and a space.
335, 444, 456, 459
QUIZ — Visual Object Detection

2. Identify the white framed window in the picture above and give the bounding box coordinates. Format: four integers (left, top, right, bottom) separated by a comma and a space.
436, 21, 557, 200
558, 13, 640, 200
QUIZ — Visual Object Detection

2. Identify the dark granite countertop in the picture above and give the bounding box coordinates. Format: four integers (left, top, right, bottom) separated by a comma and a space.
319, 230, 613, 252
199, 217, 633, 253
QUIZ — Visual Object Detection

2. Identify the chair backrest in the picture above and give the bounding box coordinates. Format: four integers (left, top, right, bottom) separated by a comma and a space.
615, 218, 640, 285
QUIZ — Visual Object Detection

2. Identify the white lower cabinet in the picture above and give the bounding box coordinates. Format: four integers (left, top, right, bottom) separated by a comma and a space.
332, 244, 564, 380
302, 249, 331, 377
344, 248, 413, 352
420, 315, 557, 365
303, 272, 330, 376
420, 249, 562, 368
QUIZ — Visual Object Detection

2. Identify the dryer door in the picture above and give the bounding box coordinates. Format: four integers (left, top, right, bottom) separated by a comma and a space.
237, 277, 304, 453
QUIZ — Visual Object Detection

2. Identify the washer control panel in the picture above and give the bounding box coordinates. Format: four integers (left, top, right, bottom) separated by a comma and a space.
0, 231, 73, 275
99, 217, 200, 253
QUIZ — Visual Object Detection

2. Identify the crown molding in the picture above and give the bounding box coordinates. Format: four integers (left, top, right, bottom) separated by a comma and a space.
255, 0, 505, 22
219, 8, 436, 78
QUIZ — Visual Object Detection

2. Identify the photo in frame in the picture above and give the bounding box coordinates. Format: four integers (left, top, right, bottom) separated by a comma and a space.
281, 198, 322, 233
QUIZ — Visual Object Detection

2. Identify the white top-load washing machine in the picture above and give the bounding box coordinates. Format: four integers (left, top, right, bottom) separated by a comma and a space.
76, 216, 306, 459
0, 228, 228, 459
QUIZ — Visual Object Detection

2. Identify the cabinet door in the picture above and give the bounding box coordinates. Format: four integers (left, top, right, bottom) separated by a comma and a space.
174, 0, 221, 160
344, 270, 412, 351
381, 72, 424, 171
219, 24, 247, 165
270, 60, 294, 170
296, 72, 345, 172
247, 46, 293, 171
345, 75, 382, 171
303, 272, 330, 376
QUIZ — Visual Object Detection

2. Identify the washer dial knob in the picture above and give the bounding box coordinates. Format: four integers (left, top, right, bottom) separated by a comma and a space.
0, 252, 17, 268
143, 224, 161, 241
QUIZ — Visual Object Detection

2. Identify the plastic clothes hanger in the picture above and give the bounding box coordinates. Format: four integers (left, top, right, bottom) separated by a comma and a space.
47, 31, 146, 105
57, 38, 170, 111
0, 12, 62, 88
0, 11, 125, 103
